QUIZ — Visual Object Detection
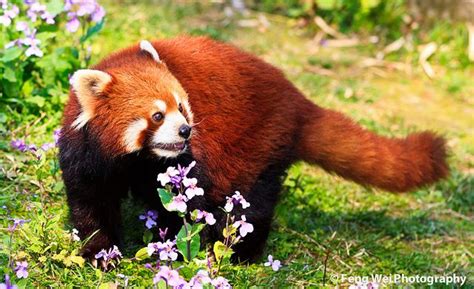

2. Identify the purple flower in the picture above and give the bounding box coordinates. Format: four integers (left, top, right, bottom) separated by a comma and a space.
41, 143, 55, 151
0, 4, 19, 26
159, 227, 168, 241
224, 191, 250, 212
182, 177, 204, 199
195, 210, 216, 225
232, 215, 254, 237
14, 261, 28, 279
264, 255, 281, 271
157, 166, 179, 186
8, 218, 29, 232
91, 4, 105, 22
139, 210, 158, 229
189, 270, 212, 289
65, 16, 80, 33
94, 245, 122, 261
168, 194, 188, 213
153, 266, 184, 287
147, 240, 178, 261
211, 276, 232, 289
16, 21, 28, 32
349, 282, 380, 289
0, 274, 18, 289
10, 140, 27, 152
53, 128, 61, 145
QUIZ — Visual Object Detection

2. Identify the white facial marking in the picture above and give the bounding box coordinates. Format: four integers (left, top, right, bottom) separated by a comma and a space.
152, 111, 189, 158
172, 91, 181, 106
140, 40, 161, 63
173, 91, 194, 124
154, 100, 167, 112
123, 118, 148, 152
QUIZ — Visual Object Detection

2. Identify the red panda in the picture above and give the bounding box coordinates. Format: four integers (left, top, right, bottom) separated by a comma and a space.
59, 36, 449, 262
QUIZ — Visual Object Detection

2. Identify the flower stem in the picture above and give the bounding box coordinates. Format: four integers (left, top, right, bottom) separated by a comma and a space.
182, 217, 191, 262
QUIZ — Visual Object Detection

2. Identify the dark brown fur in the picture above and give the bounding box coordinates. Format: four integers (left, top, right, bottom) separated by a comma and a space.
59, 36, 449, 261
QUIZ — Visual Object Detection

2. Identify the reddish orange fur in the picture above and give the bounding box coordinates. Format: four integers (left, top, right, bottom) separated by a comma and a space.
63, 36, 449, 202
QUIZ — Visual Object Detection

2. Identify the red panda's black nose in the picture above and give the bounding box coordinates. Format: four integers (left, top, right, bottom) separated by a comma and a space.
179, 125, 192, 139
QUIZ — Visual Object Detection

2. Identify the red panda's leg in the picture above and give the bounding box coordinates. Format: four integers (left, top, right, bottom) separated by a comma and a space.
203, 162, 288, 263
68, 195, 123, 259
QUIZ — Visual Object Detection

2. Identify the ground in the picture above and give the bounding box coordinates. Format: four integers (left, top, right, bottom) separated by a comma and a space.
1, 1, 473, 288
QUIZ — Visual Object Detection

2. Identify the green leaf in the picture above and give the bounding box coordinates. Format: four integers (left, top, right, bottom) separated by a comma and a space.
134, 247, 149, 260
316, 0, 338, 10
26, 96, 45, 107
98, 282, 115, 289
176, 224, 201, 262
3, 66, 16, 82
213, 241, 233, 263
47, 0, 64, 16
36, 32, 56, 43
1, 47, 23, 62
80, 20, 105, 43
158, 188, 173, 206
361, 0, 380, 12
156, 280, 167, 289
143, 230, 153, 244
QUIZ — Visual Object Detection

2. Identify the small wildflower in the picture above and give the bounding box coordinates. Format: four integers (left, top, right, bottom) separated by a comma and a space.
195, 210, 216, 225
0, 274, 18, 289
147, 240, 178, 261
139, 210, 158, 229
182, 177, 204, 199
189, 270, 212, 289
157, 166, 179, 186
211, 276, 232, 289
14, 261, 28, 279
224, 191, 250, 212
94, 245, 122, 261
10, 140, 27, 152
71, 228, 80, 241
168, 194, 188, 213
159, 227, 168, 241
232, 215, 254, 237
53, 129, 61, 145
8, 218, 29, 232
264, 255, 281, 271
153, 266, 184, 287
41, 142, 55, 151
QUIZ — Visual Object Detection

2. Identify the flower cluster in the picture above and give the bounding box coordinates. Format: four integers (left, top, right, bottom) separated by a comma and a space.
158, 161, 205, 214
139, 210, 158, 229
3, 0, 105, 58
64, 0, 105, 33
147, 240, 178, 262
150, 266, 231, 289
10, 129, 61, 160
0, 1, 19, 27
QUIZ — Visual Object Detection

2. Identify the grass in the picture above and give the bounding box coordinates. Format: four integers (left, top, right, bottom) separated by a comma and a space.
1, 1, 473, 288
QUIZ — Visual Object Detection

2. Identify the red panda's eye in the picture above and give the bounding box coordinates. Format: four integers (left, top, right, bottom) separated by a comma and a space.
152, 112, 164, 122
178, 103, 183, 113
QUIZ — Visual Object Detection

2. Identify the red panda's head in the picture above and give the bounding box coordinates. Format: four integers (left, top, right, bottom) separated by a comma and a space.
68, 41, 193, 158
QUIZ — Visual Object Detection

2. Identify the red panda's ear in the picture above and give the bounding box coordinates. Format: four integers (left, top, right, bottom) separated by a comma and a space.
140, 40, 162, 63
70, 69, 112, 129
